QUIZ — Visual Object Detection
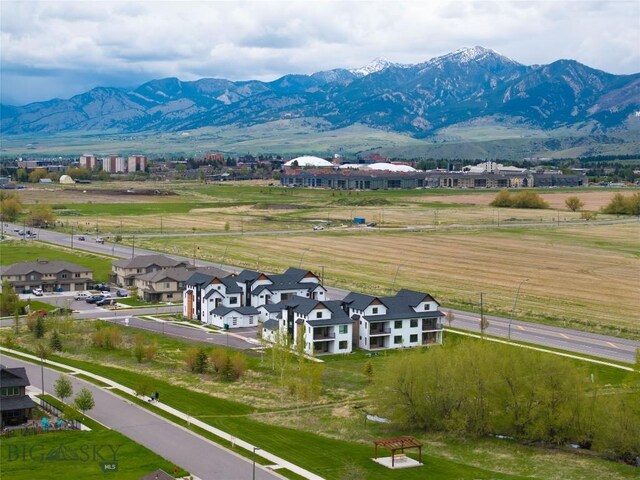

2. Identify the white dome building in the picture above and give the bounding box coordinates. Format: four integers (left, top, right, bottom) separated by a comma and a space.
59, 174, 75, 184
284, 156, 333, 168
367, 163, 417, 172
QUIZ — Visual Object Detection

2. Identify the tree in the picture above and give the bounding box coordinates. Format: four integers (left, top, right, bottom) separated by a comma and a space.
490, 189, 512, 207
446, 310, 455, 328
209, 348, 228, 373
54, 375, 73, 403
230, 353, 248, 379
28, 204, 55, 227
220, 355, 235, 381
0, 280, 21, 316
28, 168, 48, 183
49, 330, 63, 351
74, 387, 95, 415
0, 192, 23, 222
565, 196, 585, 212
34, 316, 46, 338
184, 347, 208, 373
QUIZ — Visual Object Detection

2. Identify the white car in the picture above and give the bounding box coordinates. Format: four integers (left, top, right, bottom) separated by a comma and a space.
95, 237, 105, 244
313, 225, 324, 231
100, 292, 112, 298
32, 288, 43, 296
74, 292, 90, 301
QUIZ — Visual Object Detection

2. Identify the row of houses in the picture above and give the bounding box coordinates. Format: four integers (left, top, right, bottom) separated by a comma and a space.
183, 267, 444, 356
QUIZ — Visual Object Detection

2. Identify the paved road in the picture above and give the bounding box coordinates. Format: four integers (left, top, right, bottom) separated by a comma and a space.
4, 222, 639, 364
2, 355, 282, 480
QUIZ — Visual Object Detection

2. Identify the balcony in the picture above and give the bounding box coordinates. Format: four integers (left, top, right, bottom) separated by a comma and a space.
369, 324, 391, 336
313, 330, 335, 340
422, 320, 442, 331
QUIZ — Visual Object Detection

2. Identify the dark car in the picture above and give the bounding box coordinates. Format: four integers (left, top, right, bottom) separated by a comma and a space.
78, 236, 85, 241
116, 290, 128, 297
96, 297, 115, 307
85, 295, 104, 304
93, 283, 111, 292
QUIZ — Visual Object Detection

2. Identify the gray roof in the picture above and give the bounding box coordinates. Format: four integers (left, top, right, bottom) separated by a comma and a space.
0, 365, 30, 388
342, 291, 377, 310
136, 266, 198, 283
113, 254, 187, 269
139, 469, 175, 480
0, 395, 36, 412
396, 288, 439, 306
210, 306, 260, 316
2, 260, 91, 276
235, 269, 262, 283
202, 277, 243, 299
259, 303, 283, 313
263, 319, 279, 331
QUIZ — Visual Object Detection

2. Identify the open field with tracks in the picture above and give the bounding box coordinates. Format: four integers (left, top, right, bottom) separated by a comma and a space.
14, 182, 640, 337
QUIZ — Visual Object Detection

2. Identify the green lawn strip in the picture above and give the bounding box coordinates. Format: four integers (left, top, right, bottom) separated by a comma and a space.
446, 328, 636, 379
117, 298, 159, 307
20, 355, 532, 479
0, 348, 77, 374
0, 240, 112, 282
36, 394, 105, 431
25, 300, 56, 312
73, 374, 112, 388
0, 429, 187, 479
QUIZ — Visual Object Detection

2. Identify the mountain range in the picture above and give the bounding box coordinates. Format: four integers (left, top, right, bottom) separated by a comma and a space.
2, 46, 639, 139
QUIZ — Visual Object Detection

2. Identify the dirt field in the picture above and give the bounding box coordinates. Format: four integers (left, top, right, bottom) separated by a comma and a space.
139, 222, 640, 336
421, 190, 631, 211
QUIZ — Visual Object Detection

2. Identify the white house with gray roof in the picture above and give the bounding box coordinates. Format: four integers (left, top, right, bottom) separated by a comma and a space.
344, 289, 444, 350
0, 260, 93, 293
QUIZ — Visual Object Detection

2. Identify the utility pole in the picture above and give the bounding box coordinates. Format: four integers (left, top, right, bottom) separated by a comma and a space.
509, 279, 529, 340
131, 235, 135, 258
391, 265, 402, 293
480, 292, 486, 338
70, 223, 74, 249
320, 265, 325, 285
160, 216, 163, 234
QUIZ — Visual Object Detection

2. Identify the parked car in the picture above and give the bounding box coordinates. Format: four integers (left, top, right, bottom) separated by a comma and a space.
100, 292, 112, 298
96, 297, 115, 307
93, 283, 111, 292
366, 222, 377, 227
74, 292, 90, 301
116, 290, 128, 297
78, 236, 85, 241
32, 288, 43, 297
33, 309, 48, 317
85, 295, 104, 304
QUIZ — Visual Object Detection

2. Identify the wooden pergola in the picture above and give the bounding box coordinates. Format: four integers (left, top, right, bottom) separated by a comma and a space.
373, 436, 423, 467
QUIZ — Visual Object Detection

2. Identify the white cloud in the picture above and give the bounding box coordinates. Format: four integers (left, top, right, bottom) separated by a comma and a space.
1, 0, 638, 104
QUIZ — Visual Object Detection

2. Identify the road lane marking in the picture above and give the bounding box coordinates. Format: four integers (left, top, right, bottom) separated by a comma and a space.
559, 333, 569, 339
517, 325, 524, 330
606, 341, 619, 349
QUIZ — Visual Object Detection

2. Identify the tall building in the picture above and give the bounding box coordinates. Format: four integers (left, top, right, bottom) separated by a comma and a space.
102, 156, 126, 173
79, 154, 97, 170
127, 155, 148, 172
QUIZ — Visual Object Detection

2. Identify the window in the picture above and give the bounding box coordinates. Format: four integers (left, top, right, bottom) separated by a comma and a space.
410, 319, 418, 328
249, 316, 254, 325
394, 320, 402, 329
339, 325, 348, 334
410, 334, 418, 343
167, 294, 173, 299
1, 386, 19, 396
316, 311, 323, 318
75, 273, 81, 278
394, 335, 403, 344
339, 341, 348, 350
372, 307, 378, 314
229, 296, 238, 305
232, 317, 238, 326
163, 282, 170, 289
61, 273, 68, 279
424, 304, 430, 310
29, 274, 35, 280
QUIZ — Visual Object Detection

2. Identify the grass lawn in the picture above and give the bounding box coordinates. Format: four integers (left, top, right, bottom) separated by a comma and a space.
0, 240, 112, 282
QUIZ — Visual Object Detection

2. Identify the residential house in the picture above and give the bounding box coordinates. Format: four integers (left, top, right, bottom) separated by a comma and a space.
344, 289, 444, 350
278, 296, 353, 355
0, 260, 93, 293
0, 364, 35, 427
111, 255, 189, 288
135, 266, 227, 303
184, 267, 326, 328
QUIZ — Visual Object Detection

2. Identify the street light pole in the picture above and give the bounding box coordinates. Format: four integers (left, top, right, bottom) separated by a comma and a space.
252, 447, 261, 480
131, 235, 135, 258
299, 248, 309, 268
508, 278, 529, 340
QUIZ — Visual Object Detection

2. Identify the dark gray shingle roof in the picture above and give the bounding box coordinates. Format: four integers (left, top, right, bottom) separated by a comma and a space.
2, 260, 91, 276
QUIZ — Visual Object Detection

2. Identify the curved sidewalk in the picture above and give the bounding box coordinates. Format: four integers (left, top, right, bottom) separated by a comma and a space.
1, 347, 324, 480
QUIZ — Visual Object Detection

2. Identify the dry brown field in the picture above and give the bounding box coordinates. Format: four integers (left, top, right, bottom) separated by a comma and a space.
139, 222, 640, 336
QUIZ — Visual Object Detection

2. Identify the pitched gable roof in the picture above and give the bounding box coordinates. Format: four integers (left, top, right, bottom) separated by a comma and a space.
396, 288, 439, 306
0, 365, 31, 388
2, 260, 91, 276
342, 291, 377, 310
113, 254, 187, 269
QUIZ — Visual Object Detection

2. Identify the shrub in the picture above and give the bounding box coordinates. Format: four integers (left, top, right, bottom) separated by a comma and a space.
490, 189, 549, 209
602, 192, 640, 216
133, 334, 146, 363
230, 353, 248, 379
209, 348, 228, 372
185, 347, 208, 373
145, 340, 158, 362
565, 196, 585, 212
92, 326, 122, 349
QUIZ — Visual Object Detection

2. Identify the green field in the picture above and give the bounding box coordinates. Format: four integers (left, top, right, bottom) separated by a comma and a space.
0, 240, 112, 282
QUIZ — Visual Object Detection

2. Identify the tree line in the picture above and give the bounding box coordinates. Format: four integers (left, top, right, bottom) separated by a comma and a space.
372, 341, 639, 465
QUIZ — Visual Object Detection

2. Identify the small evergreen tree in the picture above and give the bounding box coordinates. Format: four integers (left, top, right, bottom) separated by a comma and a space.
363, 361, 374, 383
49, 330, 63, 351
34, 316, 46, 338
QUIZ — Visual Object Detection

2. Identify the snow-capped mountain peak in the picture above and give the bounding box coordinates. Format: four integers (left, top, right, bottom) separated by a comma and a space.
430, 46, 520, 66
349, 57, 399, 76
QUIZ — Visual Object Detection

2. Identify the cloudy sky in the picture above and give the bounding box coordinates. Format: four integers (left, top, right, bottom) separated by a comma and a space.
1, 0, 638, 105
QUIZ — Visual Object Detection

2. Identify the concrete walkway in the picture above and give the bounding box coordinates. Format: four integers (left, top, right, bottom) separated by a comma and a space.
1, 347, 324, 480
